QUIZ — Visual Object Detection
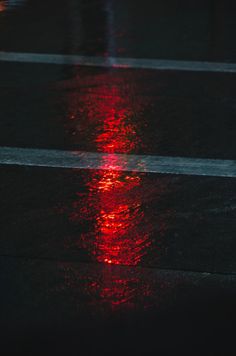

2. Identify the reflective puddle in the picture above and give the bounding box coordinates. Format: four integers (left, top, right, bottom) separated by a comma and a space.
58, 66, 171, 307
63, 67, 170, 268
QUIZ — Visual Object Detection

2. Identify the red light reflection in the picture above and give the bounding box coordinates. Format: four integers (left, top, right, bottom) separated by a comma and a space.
57, 262, 159, 311
82, 168, 151, 266
67, 75, 152, 266
62, 69, 168, 307
0, 2, 6, 12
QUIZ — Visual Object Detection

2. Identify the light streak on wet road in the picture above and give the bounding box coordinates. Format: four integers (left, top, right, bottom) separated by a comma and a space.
0, 1, 236, 353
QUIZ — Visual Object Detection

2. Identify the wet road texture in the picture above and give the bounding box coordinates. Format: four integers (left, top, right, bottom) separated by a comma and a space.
0, 1, 236, 355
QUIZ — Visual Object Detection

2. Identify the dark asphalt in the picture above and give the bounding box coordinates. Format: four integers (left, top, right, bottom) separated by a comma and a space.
1, 256, 236, 355
1, 0, 236, 62
0, 1, 236, 355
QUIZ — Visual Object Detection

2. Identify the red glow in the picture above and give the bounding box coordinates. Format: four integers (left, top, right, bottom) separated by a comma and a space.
64, 70, 152, 267
93, 86, 141, 154
57, 262, 156, 310
0, 3, 6, 12
61, 69, 170, 307
77, 79, 150, 266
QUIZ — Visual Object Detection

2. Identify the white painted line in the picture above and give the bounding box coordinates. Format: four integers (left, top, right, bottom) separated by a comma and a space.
0, 147, 236, 178
0, 51, 236, 73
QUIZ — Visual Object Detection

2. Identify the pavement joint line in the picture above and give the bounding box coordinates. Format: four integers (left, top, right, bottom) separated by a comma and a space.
0, 146, 236, 178
0, 254, 236, 276
1, 51, 236, 73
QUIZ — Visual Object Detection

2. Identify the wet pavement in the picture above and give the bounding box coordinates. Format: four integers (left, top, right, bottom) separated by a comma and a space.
1, 165, 236, 273
1, 63, 236, 159
1, 256, 236, 354
1, 1, 236, 355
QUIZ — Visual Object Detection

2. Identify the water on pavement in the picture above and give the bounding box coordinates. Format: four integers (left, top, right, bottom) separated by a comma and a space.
1, 1, 236, 354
